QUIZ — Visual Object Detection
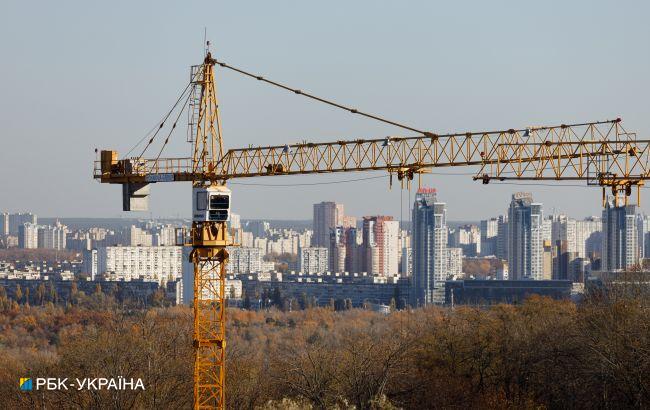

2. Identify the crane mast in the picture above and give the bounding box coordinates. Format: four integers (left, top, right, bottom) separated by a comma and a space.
191, 53, 229, 409
94, 53, 648, 410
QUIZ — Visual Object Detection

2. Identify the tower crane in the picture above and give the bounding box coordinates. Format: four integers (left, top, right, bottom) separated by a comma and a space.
94, 50, 649, 409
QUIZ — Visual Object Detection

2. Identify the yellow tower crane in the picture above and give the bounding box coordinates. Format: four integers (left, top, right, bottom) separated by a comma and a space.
94, 51, 649, 409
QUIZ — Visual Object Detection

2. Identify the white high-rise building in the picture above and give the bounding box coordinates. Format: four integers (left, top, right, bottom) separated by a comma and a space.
602, 199, 638, 271
298, 247, 329, 274
362, 216, 399, 276
575, 217, 602, 259
8, 213, 37, 235
153, 225, 177, 246
411, 188, 447, 306
83, 249, 98, 280
447, 247, 463, 278
507, 193, 544, 280
550, 214, 577, 254
636, 214, 650, 259
18, 223, 39, 249
227, 246, 262, 274
120, 225, 153, 246
37, 222, 67, 250
496, 215, 509, 261
97, 246, 183, 284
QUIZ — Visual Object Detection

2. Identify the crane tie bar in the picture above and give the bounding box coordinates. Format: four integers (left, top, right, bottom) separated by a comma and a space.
211, 58, 427, 135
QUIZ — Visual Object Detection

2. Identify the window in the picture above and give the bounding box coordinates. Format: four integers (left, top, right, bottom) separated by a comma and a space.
209, 210, 229, 222
210, 194, 229, 210
196, 191, 207, 211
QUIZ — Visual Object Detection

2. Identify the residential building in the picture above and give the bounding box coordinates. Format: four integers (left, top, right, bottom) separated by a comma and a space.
450, 224, 480, 256
576, 217, 602, 259
480, 218, 498, 256
37, 222, 67, 250
447, 247, 463, 278
401, 247, 412, 277
97, 246, 183, 284
18, 223, 39, 249
496, 215, 508, 260
361, 216, 399, 276
227, 246, 262, 274
602, 199, 638, 270
411, 187, 447, 306
507, 193, 544, 280
7, 213, 37, 235
313, 202, 344, 247
298, 247, 329, 274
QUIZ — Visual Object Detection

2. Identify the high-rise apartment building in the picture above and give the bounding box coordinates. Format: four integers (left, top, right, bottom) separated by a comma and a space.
313, 202, 344, 248
602, 199, 638, 271
97, 246, 183, 283
496, 215, 509, 261
361, 216, 399, 276
244, 220, 270, 239
298, 247, 329, 274
401, 247, 412, 277
507, 193, 544, 280
6, 213, 37, 235
411, 188, 447, 306
480, 218, 498, 256
329, 226, 347, 273
447, 247, 463, 278
152, 225, 177, 246
118, 225, 153, 247
636, 214, 650, 260
450, 224, 481, 256
18, 223, 39, 249
575, 217, 602, 259
37, 221, 67, 250
226, 246, 262, 274
548, 214, 577, 280
0, 213, 8, 236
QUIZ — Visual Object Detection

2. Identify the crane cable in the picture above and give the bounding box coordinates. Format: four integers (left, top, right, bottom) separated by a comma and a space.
212, 59, 427, 135
150, 89, 194, 166
126, 69, 201, 158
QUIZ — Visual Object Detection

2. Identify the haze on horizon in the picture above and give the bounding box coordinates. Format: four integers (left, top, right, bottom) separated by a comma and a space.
1, 1, 649, 221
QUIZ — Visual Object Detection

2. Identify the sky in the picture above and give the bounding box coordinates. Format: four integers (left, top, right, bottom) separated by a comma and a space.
1, 1, 649, 221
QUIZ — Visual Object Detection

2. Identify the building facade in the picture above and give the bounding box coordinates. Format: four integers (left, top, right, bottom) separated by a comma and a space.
227, 246, 262, 274
298, 247, 329, 274
18, 223, 39, 249
313, 202, 344, 248
97, 246, 183, 283
411, 188, 448, 306
361, 216, 399, 276
602, 199, 638, 271
507, 193, 544, 280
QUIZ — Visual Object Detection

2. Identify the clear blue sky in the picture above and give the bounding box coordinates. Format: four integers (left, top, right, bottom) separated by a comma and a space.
1, 1, 648, 220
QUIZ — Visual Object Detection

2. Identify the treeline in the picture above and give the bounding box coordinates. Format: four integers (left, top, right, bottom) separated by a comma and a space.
0, 248, 79, 262
0, 294, 648, 409
0, 281, 171, 311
